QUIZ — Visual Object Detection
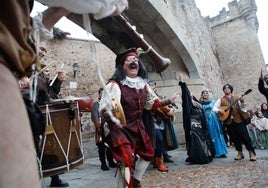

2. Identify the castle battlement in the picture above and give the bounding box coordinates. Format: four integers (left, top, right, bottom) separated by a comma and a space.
206, 0, 258, 31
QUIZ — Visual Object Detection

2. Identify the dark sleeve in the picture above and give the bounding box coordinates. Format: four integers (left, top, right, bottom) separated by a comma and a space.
91, 102, 99, 122
36, 76, 49, 105
192, 96, 198, 102
179, 82, 192, 124
29, 0, 34, 12
50, 78, 62, 95
258, 78, 268, 103
258, 78, 268, 95
179, 81, 193, 115
142, 109, 155, 146
179, 81, 192, 149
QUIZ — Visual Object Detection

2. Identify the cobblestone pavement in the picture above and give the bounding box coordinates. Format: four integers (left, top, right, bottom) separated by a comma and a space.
41, 137, 268, 188
142, 157, 268, 188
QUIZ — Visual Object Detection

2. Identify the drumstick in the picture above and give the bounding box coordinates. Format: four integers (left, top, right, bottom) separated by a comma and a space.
49, 63, 65, 86
32, 61, 57, 77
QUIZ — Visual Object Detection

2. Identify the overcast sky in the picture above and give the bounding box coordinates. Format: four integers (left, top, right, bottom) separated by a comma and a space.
31, 2, 93, 40
32, 0, 267, 64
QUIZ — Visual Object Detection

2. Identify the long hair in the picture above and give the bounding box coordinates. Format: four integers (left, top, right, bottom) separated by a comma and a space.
109, 60, 147, 82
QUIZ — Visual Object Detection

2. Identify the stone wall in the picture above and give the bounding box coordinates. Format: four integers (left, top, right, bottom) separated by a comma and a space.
146, 0, 224, 99
43, 39, 116, 100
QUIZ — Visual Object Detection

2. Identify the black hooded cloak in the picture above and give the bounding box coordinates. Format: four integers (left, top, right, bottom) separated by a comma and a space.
179, 81, 215, 164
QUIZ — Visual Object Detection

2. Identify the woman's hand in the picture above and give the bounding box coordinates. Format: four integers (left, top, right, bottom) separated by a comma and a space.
178, 73, 183, 82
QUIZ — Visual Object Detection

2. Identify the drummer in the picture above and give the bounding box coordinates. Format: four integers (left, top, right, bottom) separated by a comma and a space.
35, 40, 68, 187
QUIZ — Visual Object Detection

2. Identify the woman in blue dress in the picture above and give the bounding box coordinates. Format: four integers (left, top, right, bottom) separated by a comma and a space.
199, 90, 228, 158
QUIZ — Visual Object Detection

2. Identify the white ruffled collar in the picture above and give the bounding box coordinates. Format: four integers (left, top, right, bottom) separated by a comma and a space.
120, 76, 146, 89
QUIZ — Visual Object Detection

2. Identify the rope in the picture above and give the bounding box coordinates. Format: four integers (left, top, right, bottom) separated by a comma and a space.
82, 14, 133, 187
82, 13, 122, 127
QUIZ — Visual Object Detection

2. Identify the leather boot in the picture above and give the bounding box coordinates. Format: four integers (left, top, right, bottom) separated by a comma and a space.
101, 162, 109, 171
155, 157, 168, 172
132, 178, 141, 188
234, 151, 245, 160
108, 161, 117, 168
249, 151, 256, 161
163, 155, 174, 163
152, 157, 157, 168
50, 175, 69, 187
108, 157, 117, 168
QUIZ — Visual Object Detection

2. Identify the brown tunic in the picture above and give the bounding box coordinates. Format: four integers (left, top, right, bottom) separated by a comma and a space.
0, 0, 36, 78
221, 95, 244, 125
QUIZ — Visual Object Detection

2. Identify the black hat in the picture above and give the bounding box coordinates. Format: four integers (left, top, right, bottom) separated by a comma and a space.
223, 84, 233, 93
201, 90, 208, 94
40, 63, 46, 69
115, 48, 138, 68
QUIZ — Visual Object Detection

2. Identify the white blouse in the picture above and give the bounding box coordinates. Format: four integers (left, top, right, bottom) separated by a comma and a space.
252, 116, 268, 131
99, 76, 158, 113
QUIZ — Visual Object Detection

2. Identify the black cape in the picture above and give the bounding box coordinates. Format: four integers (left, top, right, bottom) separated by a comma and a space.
179, 81, 215, 164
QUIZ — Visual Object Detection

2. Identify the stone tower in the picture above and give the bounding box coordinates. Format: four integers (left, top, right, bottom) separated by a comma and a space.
207, 0, 266, 106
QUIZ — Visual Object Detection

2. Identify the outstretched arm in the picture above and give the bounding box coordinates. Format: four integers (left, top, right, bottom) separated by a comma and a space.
42, 7, 70, 30
37, 0, 128, 20
258, 69, 268, 98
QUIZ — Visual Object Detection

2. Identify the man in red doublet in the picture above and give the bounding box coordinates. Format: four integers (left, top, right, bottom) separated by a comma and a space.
100, 48, 178, 188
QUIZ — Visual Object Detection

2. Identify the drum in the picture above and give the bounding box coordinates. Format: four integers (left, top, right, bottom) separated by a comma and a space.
55, 96, 94, 112
38, 101, 84, 177
76, 98, 94, 112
